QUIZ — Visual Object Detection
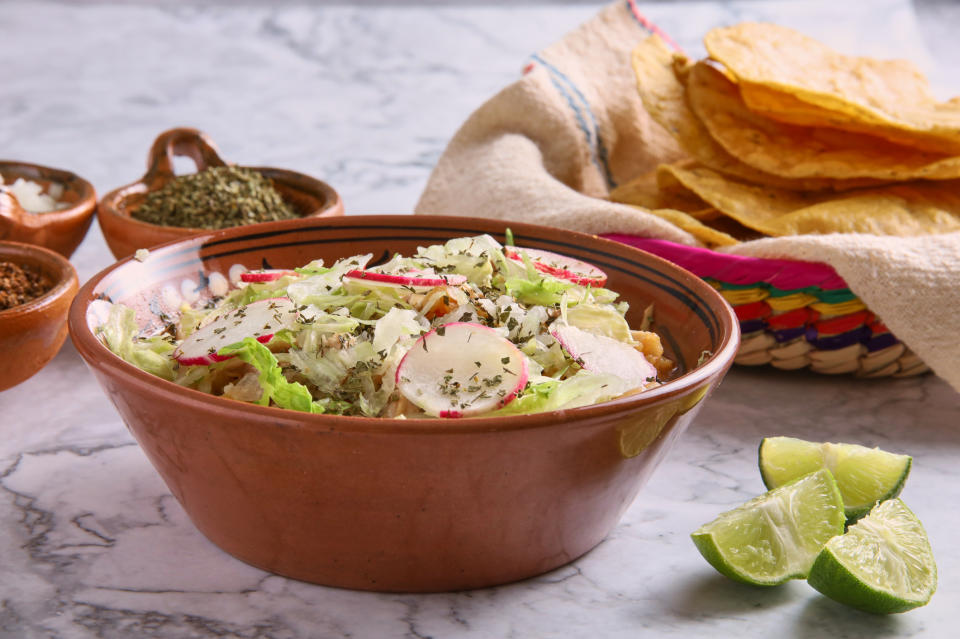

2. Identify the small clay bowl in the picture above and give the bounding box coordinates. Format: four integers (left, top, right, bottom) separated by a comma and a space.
0, 160, 97, 258
69, 215, 739, 592
0, 240, 79, 391
97, 127, 344, 260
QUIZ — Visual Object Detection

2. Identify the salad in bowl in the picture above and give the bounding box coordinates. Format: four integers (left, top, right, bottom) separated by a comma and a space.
69, 216, 739, 591
96, 233, 674, 419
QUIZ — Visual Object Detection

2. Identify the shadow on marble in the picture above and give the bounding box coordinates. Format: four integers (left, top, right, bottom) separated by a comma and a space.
791, 596, 908, 638
655, 570, 799, 613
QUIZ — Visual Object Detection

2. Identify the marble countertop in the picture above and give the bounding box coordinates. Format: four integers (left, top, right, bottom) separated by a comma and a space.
2, 1, 959, 637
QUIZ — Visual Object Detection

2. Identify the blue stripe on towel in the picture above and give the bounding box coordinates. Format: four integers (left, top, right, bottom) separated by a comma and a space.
529, 53, 616, 189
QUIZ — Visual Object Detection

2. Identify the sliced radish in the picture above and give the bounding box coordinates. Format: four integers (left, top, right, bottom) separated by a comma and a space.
344, 269, 467, 289
173, 297, 299, 366
240, 269, 298, 283
505, 247, 607, 287
396, 322, 529, 417
550, 323, 657, 389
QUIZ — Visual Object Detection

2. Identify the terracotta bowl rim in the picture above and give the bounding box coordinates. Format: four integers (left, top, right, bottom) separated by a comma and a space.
0, 239, 79, 318
96, 164, 344, 234
0, 159, 97, 224
69, 215, 740, 435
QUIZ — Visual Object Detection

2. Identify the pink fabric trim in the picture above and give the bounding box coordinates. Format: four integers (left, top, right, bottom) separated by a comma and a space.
625, 0, 682, 51
601, 234, 849, 291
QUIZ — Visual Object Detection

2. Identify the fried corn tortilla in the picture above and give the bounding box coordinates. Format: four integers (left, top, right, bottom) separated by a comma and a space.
631, 36, 882, 192
738, 81, 960, 157
657, 163, 960, 237
610, 162, 718, 216
609, 166, 737, 246
643, 207, 739, 247
609, 167, 675, 210
685, 61, 960, 180
704, 23, 960, 155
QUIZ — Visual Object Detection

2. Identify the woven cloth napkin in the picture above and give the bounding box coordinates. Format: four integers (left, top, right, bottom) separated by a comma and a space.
415, 0, 960, 393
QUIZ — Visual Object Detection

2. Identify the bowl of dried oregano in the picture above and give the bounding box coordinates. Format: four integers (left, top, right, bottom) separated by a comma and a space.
97, 127, 344, 260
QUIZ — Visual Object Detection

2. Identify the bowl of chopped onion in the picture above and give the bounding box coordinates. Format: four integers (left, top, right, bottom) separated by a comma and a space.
0, 160, 97, 258
68, 215, 738, 592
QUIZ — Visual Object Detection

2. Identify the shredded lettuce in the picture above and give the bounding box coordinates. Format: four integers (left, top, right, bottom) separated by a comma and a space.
494, 371, 631, 415
218, 337, 328, 414
96, 233, 663, 419
224, 277, 294, 307
294, 259, 330, 276
284, 347, 348, 392
373, 307, 427, 354
288, 253, 372, 307
521, 336, 567, 377
97, 304, 176, 380
581, 287, 619, 305
415, 235, 501, 285
565, 304, 633, 342
176, 305, 213, 338
504, 275, 572, 306
297, 306, 364, 334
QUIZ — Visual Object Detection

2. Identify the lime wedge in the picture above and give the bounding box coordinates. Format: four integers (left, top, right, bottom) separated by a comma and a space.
759, 436, 911, 520
808, 499, 937, 614
691, 469, 845, 585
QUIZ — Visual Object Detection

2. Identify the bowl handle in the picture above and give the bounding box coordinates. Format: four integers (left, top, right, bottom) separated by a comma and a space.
142, 127, 229, 189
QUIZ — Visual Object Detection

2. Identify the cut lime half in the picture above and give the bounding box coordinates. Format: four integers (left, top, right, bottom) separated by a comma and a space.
808, 499, 937, 614
691, 468, 845, 585
759, 436, 911, 520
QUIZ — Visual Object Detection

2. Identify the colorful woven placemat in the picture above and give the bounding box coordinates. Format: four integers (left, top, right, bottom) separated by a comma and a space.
602, 235, 929, 377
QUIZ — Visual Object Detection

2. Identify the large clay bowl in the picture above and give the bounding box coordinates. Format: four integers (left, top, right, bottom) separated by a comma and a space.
0, 241, 78, 390
97, 127, 344, 260
0, 160, 97, 258
68, 215, 739, 592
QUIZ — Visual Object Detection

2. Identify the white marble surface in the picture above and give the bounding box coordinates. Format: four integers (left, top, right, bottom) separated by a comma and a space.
2, 1, 959, 637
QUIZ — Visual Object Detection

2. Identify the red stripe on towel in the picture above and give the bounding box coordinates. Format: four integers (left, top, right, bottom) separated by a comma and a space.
626, 0, 682, 51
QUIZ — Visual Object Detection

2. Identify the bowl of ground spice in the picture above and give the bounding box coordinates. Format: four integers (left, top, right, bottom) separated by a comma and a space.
0, 240, 79, 391
97, 128, 344, 260
0, 160, 98, 258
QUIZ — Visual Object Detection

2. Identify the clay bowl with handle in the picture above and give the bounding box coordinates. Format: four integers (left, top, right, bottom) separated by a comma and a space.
0, 240, 79, 390
97, 127, 344, 260
68, 215, 739, 592
0, 160, 97, 258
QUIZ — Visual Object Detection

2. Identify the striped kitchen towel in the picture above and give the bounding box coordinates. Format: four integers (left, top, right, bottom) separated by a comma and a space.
415, 0, 960, 393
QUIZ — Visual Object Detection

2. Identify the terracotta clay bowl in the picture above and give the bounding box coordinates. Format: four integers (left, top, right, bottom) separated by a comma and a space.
68, 215, 739, 592
0, 160, 97, 258
0, 241, 79, 391
97, 127, 344, 260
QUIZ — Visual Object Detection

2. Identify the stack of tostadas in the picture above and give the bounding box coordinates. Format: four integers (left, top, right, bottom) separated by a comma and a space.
614, 23, 960, 248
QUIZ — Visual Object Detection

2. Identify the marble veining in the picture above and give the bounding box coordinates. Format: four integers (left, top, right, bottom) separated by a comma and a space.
2, 1, 959, 637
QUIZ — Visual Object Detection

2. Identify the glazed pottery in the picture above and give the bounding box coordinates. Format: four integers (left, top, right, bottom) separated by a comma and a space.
97, 127, 344, 260
0, 161, 97, 258
0, 241, 79, 390
69, 215, 739, 592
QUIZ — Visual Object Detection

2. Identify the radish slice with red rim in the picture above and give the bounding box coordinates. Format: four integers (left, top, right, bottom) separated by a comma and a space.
173, 297, 300, 366
550, 323, 657, 389
240, 269, 298, 283
396, 322, 529, 417
344, 269, 467, 289
505, 247, 607, 287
